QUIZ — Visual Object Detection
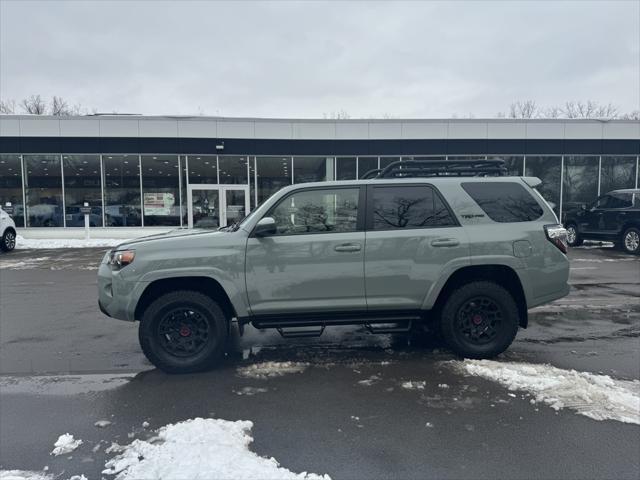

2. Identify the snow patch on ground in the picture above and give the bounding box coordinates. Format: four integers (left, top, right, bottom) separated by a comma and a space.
51, 433, 83, 456
400, 381, 426, 390
456, 360, 640, 424
236, 361, 309, 379
0, 373, 135, 395
102, 417, 330, 480
357, 374, 381, 386
234, 386, 268, 396
572, 257, 638, 263
94, 420, 112, 428
0, 471, 52, 480
0, 257, 51, 269
15, 236, 127, 249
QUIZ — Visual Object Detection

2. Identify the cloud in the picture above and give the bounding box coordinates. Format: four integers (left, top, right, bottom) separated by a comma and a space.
1, 0, 638, 117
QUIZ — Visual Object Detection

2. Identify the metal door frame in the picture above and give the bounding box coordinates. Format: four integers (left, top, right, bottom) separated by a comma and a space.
187, 184, 249, 229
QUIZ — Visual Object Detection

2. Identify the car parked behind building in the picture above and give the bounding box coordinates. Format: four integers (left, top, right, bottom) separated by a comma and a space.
564, 189, 640, 254
98, 160, 570, 373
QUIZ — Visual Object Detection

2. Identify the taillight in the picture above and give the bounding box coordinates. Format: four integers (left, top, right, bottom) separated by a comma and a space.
544, 224, 568, 254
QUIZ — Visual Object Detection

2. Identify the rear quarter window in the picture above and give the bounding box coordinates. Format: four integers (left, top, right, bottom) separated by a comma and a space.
462, 182, 544, 223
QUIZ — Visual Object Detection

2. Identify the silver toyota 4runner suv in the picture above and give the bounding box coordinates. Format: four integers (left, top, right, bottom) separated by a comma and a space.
98, 160, 570, 373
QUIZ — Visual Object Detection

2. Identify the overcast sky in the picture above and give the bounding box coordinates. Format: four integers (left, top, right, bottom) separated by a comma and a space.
1, 0, 638, 118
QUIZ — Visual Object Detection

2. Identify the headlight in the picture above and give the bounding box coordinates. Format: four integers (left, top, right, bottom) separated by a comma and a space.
108, 249, 135, 268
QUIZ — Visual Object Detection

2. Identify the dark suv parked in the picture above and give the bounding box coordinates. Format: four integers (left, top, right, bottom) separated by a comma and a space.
564, 189, 640, 254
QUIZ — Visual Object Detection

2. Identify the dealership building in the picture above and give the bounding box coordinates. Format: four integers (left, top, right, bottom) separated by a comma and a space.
0, 115, 638, 233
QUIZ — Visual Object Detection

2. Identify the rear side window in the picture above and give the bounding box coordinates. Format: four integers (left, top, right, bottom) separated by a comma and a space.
462, 182, 543, 223
371, 185, 456, 230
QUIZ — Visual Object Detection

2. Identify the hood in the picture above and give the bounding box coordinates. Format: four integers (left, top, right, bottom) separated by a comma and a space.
114, 228, 221, 249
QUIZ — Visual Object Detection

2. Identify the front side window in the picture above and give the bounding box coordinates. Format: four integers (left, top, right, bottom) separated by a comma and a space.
371, 185, 456, 230
598, 193, 633, 209
269, 188, 359, 235
462, 182, 543, 223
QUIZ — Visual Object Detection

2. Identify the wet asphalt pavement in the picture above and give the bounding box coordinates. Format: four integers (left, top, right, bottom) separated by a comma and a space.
0, 245, 639, 479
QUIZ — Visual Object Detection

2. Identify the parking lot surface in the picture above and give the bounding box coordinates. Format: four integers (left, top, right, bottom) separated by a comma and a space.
0, 245, 638, 479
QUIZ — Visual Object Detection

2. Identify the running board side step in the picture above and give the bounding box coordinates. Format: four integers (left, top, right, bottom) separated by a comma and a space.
276, 326, 326, 339
364, 321, 413, 334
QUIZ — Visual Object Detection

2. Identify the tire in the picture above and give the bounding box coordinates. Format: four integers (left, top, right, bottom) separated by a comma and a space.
440, 281, 519, 359
1, 229, 16, 252
565, 223, 583, 247
621, 227, 640, 255
138, 290, 229, 373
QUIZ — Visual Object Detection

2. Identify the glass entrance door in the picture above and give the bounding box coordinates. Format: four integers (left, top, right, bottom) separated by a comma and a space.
187, 185, 249, 229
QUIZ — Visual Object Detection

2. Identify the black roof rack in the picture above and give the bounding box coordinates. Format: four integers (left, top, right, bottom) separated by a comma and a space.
361, 159, 508, 179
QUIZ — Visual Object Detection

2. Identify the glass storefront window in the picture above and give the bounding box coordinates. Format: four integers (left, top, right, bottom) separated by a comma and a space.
63, 155, 103, 227
24, 155, 63, 227
380, 157, 400, 170
336, 157, 357, 180
187, 155, 218, 184
256, 156, 291, 205
488, 156, 524, 176
600, 156, 637, 194
293, 157, 334, 183
180, 156, 188, 226
103, 154, 141, 227
525, 156, 562, 214
358, 157, 378, 178
563, 156, 599, 210
0, 155, 25, 227
141, 155, 180, 226
218, 156, 248, 184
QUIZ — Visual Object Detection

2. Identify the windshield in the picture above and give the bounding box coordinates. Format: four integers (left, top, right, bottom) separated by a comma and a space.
219, 200, 267, 232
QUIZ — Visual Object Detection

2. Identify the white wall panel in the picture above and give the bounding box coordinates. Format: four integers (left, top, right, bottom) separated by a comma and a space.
59, 118, 100, 137
335, 122, 369, 139
217, 120, 254, 138
177, 120, 216, 138
487, 122, 527, 139
254, 121, 293, 139
369, 122, 402, 139
99, 119, 139, 137
0, 117, 20, 136
139, 119, 178, 137
602, 122, 640, 140
20, 118, 60, 136
292, 122, 336, 139
448, 121, 487, 139
564, 122, 603, 139
525, 122, 565, 139
401, 122, 447, 139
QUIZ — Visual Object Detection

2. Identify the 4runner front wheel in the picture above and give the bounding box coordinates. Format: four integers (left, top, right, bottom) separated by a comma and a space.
138, 290, 228, 373
440, 281, 519, 359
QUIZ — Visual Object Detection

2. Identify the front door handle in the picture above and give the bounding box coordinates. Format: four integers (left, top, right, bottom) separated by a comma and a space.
334, 243, 361, 252
431, 238, 460, 248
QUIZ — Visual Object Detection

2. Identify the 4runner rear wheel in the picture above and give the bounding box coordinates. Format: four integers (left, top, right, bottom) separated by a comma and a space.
138, 290, 228, 373
565, 223, 583, 247
440, 281, 519, 359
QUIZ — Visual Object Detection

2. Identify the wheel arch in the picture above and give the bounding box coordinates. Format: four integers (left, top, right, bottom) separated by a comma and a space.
431, 265, 528, 328
134, 276, 237, 322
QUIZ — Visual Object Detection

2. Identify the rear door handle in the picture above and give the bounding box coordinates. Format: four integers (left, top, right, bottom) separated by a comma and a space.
334, 243, 361, 252
431, 238, 460, 248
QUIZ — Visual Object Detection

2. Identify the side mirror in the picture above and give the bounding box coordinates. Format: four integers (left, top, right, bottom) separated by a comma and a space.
254, 217, 277, 237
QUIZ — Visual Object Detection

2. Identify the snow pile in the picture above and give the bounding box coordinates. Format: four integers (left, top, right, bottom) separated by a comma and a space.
457, 360, 640, 424
50, 433, 83, 456
0, 257, 51, 269
102, 417, 330, 480
0, 472, 51, 480
94, 420, 112, 428
15, 236, 126, 249
237, 361, 309, 379
400, 381, 426, 390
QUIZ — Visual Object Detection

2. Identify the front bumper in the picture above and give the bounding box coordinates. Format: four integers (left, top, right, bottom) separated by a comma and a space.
97, 261, 139, 321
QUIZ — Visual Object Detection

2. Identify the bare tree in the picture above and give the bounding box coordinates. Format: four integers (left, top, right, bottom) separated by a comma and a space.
323, 109, 351, 120
51, 96, 70, 115
509, 100, 539, 119
621, 110, 640, 120
0, 99, 16, 114
562, 100, 618, 119
20, 94, 48, 114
